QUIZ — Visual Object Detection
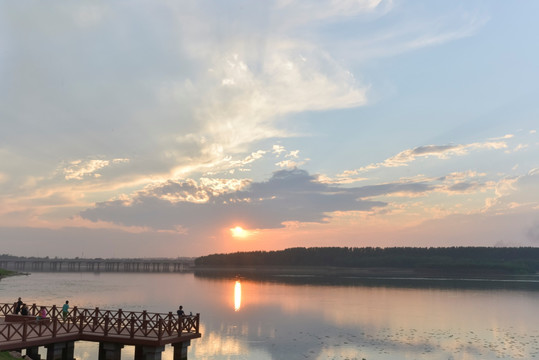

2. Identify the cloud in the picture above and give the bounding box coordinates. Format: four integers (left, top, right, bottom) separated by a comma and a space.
385, 142, 506, 166
272, 145, 286, 156
485, 168, 539, 212
63, 158, 129, 180
189, 50, 367, 156
434, 171, 490, 194
276, 159, 303, 169
489, 134, 514, 141
286, 150, 299, 158
78, 167, 442, 239
274, 0, 388, 28
512, 144, 528, 152
441, 171, 486, 181
0, 0, 487, 198
342, 140, 508, 174
0, 0, 372, 207
147, 1, 373, 170
335, 5, 488, 62
446, 181, 483, 193
80, 168, 405, 232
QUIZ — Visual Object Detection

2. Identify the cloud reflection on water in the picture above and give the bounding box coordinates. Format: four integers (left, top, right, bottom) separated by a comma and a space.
193, 273, 539, 360
2, 272, 539, 359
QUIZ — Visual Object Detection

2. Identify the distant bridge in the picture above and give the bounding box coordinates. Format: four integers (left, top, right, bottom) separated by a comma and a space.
0, 257, 195, 273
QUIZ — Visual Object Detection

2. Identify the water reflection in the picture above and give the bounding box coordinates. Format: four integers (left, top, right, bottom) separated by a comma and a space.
234, 280, 241, 311
194, 269, 539, 291
2, 272, 539, 360
194, 271, 539, 359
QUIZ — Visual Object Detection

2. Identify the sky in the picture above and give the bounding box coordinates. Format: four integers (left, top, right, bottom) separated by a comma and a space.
1, 0, 538, 258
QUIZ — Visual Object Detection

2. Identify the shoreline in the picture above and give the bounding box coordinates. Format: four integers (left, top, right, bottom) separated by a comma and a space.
193, 266, 539, 291
194, 265, 539, 279
0, 270, 27, 282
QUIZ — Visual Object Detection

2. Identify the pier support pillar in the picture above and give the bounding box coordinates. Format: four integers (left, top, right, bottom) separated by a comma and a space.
134, 345, 165, 360
26, 346, 41, 360
172, 340, 191, 360
98, 342, 124, 360
45, 341, 74, 360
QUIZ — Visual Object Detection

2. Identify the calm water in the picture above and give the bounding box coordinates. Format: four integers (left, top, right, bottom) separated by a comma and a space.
1, 272, 539, 360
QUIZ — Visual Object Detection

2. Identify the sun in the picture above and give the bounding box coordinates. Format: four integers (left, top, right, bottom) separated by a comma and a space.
230, 226, 247, 238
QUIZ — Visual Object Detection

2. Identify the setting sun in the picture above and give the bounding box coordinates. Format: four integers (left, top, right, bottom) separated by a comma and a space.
230, 226, 247, 238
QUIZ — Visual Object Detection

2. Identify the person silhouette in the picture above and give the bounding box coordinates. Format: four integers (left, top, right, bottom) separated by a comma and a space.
14, 297, 23, 314
62, 300, 69, 321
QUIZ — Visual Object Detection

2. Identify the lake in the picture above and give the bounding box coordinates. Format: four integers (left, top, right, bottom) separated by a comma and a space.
1, 271, 538, 360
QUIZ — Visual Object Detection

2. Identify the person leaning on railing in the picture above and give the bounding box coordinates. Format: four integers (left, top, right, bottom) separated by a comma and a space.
36, 306, 47, 321
62, 300, 70, 321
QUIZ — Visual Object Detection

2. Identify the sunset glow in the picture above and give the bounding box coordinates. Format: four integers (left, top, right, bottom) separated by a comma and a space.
0, 1, 538, 258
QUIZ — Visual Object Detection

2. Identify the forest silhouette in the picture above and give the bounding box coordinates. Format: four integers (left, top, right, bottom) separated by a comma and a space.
195, 247, 539, 274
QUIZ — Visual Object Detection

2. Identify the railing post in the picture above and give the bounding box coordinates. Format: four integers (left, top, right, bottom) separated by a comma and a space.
130, 314, 135, 339
196, 313, 200, 333
93, 307, 99, 330
51, 304, 58, 318
52, 317, 57, 338
158, 318, 163, 341
118, 309, 123, 333
142, 310, 148, 333
168, 312, 173, 335
179, 315, 184, 336
77, 307, 84, 335
104, 312, 109, 336
72, 306, 77, 330
22, 322, 27, 342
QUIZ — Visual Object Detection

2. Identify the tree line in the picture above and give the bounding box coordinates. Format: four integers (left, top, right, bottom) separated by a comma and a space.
194, 247, 539, 274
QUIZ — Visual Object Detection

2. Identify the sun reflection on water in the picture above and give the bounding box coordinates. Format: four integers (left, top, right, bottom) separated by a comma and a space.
234, 280, 242, 311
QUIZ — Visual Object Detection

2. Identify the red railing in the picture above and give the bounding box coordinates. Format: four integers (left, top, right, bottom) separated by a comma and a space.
0, 303, 200, 348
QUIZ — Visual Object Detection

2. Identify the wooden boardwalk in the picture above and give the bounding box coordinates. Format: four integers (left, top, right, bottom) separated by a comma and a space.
0, 303, 201, 360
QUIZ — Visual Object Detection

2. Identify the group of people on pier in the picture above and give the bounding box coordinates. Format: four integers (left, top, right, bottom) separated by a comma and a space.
177, 305, 193, 317
3, 300, 200, 360
14, 298, 190, 329
16, 297, 187, 322
14, 297, 70, 321
14, 297, 29, 316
